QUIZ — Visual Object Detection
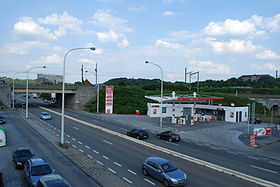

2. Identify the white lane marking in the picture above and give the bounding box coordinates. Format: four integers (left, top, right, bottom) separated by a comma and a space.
93, 150, 99, 154
73, 127, 79, 130
72, 138, 76, 141
128, 169, 137, 175
56, 134, 59, 137
79, 149, 84, 153
85, 145, 90, 149
251, 165, 278, 174
108, 168, 116, 174
103, 140, 112, 145
96, 161, 103, 165
66, 135, 70, 138
87, 154, 92, 159
227, 151, 238, 155
239, 152, 248, 155
166, 142, 179, 146
66, 141, 70, 144
120, 128, 129, 131
122, 177, 132, 184
269, 162, 280, 166
78, 141, 83, 145
210, 146, 220, 150
247, 156, 259, 160
72, 145, 77, 148
144, 178, 155, 185
103, 155, 109, 160
114, 162, 122, 167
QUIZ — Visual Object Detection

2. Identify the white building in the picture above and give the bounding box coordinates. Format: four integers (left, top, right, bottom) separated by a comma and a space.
146, 93, 249, 123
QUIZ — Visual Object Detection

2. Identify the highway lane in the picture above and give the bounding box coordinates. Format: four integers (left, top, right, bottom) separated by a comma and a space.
1, 110, 99, 187
32, 106, 280, 185
27, 107, 264, 186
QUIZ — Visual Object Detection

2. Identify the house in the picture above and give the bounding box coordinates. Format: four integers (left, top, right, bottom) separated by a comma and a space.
238, 74, 272, 82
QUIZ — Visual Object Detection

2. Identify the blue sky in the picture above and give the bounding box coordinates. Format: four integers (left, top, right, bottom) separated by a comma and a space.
1, 0, 280, 83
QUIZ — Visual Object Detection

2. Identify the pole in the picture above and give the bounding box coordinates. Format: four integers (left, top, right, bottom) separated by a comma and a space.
61, 47, 95, 145
197, 71, 199, 93
247, 104, 250, 134
95, 63, 99, 113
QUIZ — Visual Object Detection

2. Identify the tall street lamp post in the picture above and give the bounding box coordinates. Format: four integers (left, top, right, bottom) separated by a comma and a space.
13, 71, 26, 109
26, 66, 46, 118
145, 61, 163, 127
61, 47, 95, 145
247, 103, 250, 134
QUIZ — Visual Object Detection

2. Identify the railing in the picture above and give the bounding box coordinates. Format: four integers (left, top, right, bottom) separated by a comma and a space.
11, 84, 77, 90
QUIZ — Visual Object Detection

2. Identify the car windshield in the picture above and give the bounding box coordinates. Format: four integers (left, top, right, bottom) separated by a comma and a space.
161, 162, 177, 173
15, 150, 32, 157
42, 113, 49, 116
31, 165, 52, 176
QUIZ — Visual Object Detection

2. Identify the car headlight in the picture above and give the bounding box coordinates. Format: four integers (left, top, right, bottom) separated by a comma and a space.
170, 178, 178, 184
32, 182, 37, 186
16, 162, 22, 165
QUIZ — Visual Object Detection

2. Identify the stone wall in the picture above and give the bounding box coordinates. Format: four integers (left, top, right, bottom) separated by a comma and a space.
73, 85, 98, 110
0, 84, 11, 108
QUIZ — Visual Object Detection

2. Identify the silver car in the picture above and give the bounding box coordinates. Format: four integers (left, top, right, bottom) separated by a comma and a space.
40, 112, 51, 120
142, 156, 187, 186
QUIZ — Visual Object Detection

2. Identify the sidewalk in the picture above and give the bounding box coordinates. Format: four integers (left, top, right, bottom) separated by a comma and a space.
95, 113, 280, 161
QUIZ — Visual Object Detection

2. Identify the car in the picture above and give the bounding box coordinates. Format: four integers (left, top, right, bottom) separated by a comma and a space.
40, 112, 51, 120
142, 156, 187, 186
0, 115, 6, 124
12, 147, 34, 169
37, 174, 72, 187
127, 129, 149, 139
249, 117, 262, 124
157, 131, 180, 142
24, 158, 54, 187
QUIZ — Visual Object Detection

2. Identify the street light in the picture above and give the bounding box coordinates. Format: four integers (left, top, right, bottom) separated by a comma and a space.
85, 63, 99, 113
26, 66, 46, 118
145, 61, 163, 127
61, 47, 95, 145
247, 103, 250, 134
13, 71, 26, 109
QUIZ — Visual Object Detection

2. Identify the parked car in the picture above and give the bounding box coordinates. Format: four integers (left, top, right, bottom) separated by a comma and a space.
0, 115, 6, 124
127, 129, 149, 139
250, 117, 262, 124
40, 112, 51, 120
13, 147, 34, 169
157, 131, 180, 142
142, 156, 187, 186
37, 174, 72, 187
24, 158, 54, 187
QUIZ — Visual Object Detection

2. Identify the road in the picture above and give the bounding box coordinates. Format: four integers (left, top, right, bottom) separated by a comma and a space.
0, 110, 99, 187
24, 106, 277, 186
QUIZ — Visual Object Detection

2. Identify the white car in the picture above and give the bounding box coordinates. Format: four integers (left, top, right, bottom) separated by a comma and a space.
40, 112, 51, 120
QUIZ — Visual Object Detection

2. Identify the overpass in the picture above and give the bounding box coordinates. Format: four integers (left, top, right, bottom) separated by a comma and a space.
0, 84, 98, 110
250, 97, 280, 112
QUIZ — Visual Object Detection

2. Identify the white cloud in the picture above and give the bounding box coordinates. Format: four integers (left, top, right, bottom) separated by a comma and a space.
163, 11, 175, 16
32, 54, 62, 65
2, 41, 47, 55
78, 58, 96, 64
117, 38, 129, 48
128, 6, 146, 12
189, 60, 230, 74
155, 39, 183, 49
256, 49, 280, 60
250, 62, 277, 71
92, 10, 132, 32
263, 13, 280, 32
96, 30, 121, 42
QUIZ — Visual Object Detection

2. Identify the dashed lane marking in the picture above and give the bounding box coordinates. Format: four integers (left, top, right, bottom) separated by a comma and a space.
269, 162, 280, 166
247, 156, 259, 160
96, 161, 103, 165
78, 141, 83, 145
73, 127, 79, 130
103, 155, 109, 160
144, 178, 156, 185
114, 162, 122, 167
93, 150, 99, 154
108, 168, 116, 174
72, 138, 76, 141
122, 177, 132, 184
87, 154, 92, 159
72, 145, 77, 148
66, 135, 70, 138
85, 145, 90, 149
103, 140, 113, 145
128, 169, 137, 175
79, 149, 84, 153
251, 165, 278, 174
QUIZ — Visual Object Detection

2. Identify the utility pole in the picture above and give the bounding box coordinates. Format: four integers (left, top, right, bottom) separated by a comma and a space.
184, 68, 187, 83
190, 71, 199, 93
81, 65, 84, 84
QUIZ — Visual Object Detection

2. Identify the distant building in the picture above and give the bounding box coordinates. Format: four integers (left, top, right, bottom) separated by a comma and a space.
36, 74, 63, 84
238, 74, 272, 82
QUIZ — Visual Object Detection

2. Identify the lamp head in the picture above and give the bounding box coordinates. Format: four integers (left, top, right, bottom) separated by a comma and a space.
90, 47, 96, 51
43, 66, 46, 68
145, 61, 149, 64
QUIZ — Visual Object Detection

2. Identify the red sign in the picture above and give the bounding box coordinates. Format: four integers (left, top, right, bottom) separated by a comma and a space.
105, 86, 114, 114
253, 127, 272, 136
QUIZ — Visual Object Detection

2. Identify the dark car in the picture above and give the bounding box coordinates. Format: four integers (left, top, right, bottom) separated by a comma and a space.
37, 174, 72, 187
0, 115, 6, 124
250, 117, 262, 124
142, 156, 187, 186
24, 158, 54, 187
13, 147, 34, 169
157, 131, 180, 142
127, 129, 149, 139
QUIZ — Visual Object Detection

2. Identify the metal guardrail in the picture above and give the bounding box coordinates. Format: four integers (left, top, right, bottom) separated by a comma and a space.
11, 84, 77, 90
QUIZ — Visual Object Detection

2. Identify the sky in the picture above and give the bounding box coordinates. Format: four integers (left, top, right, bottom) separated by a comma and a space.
1, 0, 280, 84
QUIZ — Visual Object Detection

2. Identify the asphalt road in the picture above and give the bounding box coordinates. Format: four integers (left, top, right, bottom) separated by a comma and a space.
33, 107, 280, 185
0, 110, 99, 187
25, 106, 269, 187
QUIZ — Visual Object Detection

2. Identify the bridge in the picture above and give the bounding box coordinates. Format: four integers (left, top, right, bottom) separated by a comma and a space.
0, 84, 98, 110
250, 97, 280, 112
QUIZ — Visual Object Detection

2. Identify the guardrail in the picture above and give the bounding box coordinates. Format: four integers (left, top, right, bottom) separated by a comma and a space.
11, 84, 77, 90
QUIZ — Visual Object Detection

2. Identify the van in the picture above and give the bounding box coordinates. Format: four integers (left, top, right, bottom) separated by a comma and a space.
0, 128, 6, 147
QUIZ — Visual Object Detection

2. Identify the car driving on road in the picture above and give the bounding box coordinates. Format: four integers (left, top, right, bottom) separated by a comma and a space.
24, 158, 54, 187
142, 156, 187, 186
12, 147, 34, 169
157, 131, 180, 142
40, 112, 51, 120
127, 129, 149, 139
0, 115, 6, 124
37, 174, 72, 187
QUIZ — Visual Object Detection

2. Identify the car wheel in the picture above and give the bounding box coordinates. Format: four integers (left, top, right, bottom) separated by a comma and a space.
157, 135, 160, 139
163, 179, 169, 187
142, 168, 148, 176
136, 135, 140, 139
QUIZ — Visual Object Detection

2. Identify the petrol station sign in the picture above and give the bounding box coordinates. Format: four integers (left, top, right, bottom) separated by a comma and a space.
105, 86, 114, 114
